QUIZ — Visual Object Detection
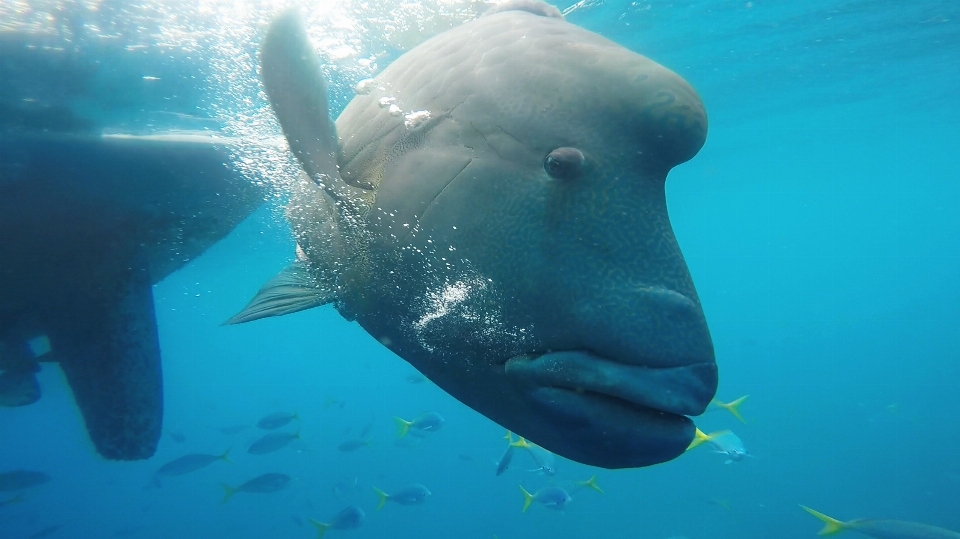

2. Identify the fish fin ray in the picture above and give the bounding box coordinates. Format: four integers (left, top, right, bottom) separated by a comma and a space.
225, 261, 335, 324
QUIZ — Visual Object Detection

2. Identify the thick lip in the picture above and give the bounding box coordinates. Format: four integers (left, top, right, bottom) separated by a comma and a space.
503, 350, 717, 417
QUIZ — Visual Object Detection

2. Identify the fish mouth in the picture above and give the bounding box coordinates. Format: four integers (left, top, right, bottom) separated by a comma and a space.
504, 350, 717, 417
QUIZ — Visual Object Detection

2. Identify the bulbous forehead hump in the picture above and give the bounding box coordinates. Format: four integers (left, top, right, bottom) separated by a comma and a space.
375, 8, 706, 168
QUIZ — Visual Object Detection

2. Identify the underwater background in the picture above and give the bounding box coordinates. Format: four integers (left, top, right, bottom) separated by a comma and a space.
1, 0, 959, 538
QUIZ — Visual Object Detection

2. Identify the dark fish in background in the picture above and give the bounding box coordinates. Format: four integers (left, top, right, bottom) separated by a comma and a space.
332, 477, 359, 503
28, 524, 64, 539
291, 515, 305, 528
322, 398, 346, 410
221, 473, 292, 504
0, 470, 50, 492
248, 430, 302, 455
166, 430, 186, 443
457, 454, 474, 463
310, 505, 365, 538
219, 424, 249, 435
337, 438, 371, 452
256, 411, 299, 430
0, 493, 25, 507
156, 450, 230, 477
358, 419, 374, 440
394, 412, 444, 439
405, 373, 427, 384
372, 484, 431, 510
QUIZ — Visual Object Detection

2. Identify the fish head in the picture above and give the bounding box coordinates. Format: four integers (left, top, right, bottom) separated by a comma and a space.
340, 9, 714, 469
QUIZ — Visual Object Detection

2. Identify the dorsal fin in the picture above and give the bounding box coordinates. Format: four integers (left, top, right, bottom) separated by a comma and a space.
259, 9, 373, 214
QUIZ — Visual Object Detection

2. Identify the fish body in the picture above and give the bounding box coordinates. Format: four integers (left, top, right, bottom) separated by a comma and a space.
394, 412, 445, 439
221, 473, 292, 503
256, 412, 299, 430
510, 437, 557, 475
231, 0, 715, 469
156, 450, 230, 477
337, 438, 372, 452
372, 484, 432, 509
801, 506, 960, 539
706, 431, 750, 464
248, 430, 301, 455
0, 470, 50, 492
1, 130, 264, 460
519, 485, 571, 512
310, 506, 365, 538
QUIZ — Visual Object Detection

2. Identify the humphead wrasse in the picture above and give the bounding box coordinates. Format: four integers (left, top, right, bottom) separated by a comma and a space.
229, 0, 715, 469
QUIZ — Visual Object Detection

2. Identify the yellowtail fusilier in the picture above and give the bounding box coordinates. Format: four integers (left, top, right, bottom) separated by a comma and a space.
156, 450, 230, 477
337, 438, 372, 452
372, 484, 431, 510
310, 505, 365, 538
221, 473, 291, 504
519, 485, 572, 512
393, 412, 444, 439
247, 429, 303, 455
710, 395, 749, 423
801, 505, 960, 539
256, 411, 299, 430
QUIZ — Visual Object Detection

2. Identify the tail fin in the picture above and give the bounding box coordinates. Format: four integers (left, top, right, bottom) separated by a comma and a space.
393, 417, 412, 439
577, 475, 604, 494
220, 449, 232, 463
309, 519, 330, 539
373, 487, 389, 510
504, 430, 513, 443
713, 395, 749, 423
510, 437, 531, 450
519, 485, 535, 512
800, 506, 848, 536
220, 484, 238, 504
686, 428, 714, 450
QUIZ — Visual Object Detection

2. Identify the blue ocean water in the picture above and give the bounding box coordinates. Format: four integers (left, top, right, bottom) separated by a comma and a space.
1, 1, 959, 538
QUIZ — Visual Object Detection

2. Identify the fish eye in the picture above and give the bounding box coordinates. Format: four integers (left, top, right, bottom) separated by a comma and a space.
543, 147, 585, 180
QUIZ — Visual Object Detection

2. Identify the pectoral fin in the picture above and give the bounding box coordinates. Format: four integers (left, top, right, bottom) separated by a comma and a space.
58, 262, 163, 460
225, 261, 336, 324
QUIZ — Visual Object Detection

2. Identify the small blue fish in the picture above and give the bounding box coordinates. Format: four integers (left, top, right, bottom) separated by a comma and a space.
156, 450, 230, 477
706, 431, 751, 464
221, 473, 291, 503
372, 484, 431, 510
310, 506, 365, 538
332, 477, 360, 502
257, 411, 300, 430
337, 438, 371, 452
0, 470, 50, 492
248, 429, 302, 455
519, 485, 571, 512
393, 412, 444, 439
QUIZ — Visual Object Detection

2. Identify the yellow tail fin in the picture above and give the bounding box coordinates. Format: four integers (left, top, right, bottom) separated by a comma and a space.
519, 485, 535, 513
309, 519, 330, 539
220, 449, 232, 463
686, 428, 713, 450
220, 484, 237, 504
800, 505, 848, 535
373, 487, 389, 510
393, 417, 412, 439
577, 475, 604, 494
713, 395, 749, 423
504, 430, 513, 443
510, 437, 531, 450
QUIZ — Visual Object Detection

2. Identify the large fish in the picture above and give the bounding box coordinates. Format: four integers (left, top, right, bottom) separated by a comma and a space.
230, 0, 715, 468
0, 130, 264, 460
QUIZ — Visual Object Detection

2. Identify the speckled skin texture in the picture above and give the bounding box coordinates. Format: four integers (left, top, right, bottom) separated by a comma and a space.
0, 134, 263, 459
269, 3, 715, 468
